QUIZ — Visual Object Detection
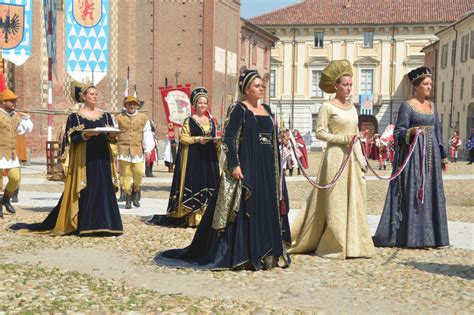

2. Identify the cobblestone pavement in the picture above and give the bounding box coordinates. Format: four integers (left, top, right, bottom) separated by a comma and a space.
0, 155, 472, 313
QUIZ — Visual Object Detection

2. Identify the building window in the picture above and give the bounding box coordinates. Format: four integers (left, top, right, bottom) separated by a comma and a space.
363, 31, 374, 48
471, 74, 474, 98
441, 82, 445, 103
441, 44, 448, 69
455, 112, 460, 133
360, 69, 374, 95
269, 69, 276, 98
461, 34, 469, 62
312, 113, 318, 132
460, 77, 464, 100
471, 30, 474, 59
451, 39, 456, 66
314, 32, 324, 48
311, 70, 323, 97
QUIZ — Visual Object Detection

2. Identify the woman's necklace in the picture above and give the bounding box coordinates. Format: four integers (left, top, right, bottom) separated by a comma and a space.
330, 98, 350, 108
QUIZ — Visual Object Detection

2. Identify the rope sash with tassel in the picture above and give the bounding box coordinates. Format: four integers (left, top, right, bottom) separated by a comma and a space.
287, 129, 425, 209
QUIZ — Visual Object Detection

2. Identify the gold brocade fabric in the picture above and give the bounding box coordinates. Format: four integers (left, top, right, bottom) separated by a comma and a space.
212, 103, 245, 232
289, 101, 375, 258
26, 141, 119, 236
51, 141, 87, 236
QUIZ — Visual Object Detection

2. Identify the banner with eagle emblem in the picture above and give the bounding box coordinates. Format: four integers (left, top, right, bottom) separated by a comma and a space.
65, 0, 109, 85
0, 0, 32, 66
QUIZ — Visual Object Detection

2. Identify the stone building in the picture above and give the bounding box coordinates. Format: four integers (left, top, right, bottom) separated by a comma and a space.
251, 0, 472, 148
434, 10, 474, 158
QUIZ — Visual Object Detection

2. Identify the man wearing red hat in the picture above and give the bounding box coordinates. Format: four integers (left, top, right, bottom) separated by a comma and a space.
0, 88, 33, 217
114, 96, 154, 209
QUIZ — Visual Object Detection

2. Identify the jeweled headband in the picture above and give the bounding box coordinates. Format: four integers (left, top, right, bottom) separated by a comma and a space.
238, 70, 261, 94
408, 67, 432, 84
190, 87, 209, 107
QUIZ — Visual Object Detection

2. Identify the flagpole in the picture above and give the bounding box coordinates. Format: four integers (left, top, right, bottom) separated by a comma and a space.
47, 2, 53, 141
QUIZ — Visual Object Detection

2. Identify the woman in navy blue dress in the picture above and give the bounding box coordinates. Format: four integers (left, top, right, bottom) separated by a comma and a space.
373, 67, 449, 248
9, 86, 123, 236
154, 70, 291, 270
147, 87, 220, 227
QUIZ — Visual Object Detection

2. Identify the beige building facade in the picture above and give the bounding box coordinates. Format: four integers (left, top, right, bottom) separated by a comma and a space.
251, 0, 472, 148
240, 18, 279, 104
435, 11, 474, 158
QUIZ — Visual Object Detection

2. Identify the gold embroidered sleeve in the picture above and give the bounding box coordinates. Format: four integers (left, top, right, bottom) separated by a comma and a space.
179, 118, 199, 145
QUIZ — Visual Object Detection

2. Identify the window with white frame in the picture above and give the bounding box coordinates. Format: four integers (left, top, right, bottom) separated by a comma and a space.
363, 31, 374, 48
460, 77, 464, 100
314, 32, 324, 48
360, 69, 374, 95
311, 70, 324, 97
269, 69, 276, 98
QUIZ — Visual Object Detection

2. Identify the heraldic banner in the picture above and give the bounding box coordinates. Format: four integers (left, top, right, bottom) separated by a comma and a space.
0, 0, 33, 66
159, 84, 191, 142
359, 94, 374, 116
65, 0, 109, 85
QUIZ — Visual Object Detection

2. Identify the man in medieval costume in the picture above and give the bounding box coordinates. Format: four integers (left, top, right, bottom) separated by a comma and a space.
114, 96, 154, 209
0, 89, 33, 217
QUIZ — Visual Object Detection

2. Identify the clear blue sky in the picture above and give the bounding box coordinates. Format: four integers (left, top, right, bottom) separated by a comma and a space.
240, 0, 300, 19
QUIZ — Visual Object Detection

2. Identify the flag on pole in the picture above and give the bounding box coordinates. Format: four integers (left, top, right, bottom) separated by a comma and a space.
0, 0, 33, 66
359, 94, 374, 115
124, 65, 129, 97
65, 0, 110, 85
43, 0, 57, 65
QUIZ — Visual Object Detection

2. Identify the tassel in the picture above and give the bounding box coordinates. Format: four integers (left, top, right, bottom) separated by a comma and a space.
280, 199, 287, 216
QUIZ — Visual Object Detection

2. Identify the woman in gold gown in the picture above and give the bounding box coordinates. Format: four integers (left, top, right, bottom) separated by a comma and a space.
289, 60, 375, 259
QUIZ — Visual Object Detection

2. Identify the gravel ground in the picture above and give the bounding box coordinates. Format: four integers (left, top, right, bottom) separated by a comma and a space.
0, 152, 472, 313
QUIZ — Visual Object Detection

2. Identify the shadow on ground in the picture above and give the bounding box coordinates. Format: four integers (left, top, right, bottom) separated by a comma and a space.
141, 185, 171, 193
403, 261, 474, 280
21, 206, 54, 213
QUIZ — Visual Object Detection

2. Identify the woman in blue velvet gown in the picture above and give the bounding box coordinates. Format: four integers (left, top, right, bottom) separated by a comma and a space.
9, 86, 123, 236
154, 70, 291, 270
373, 67, 449, 248
147, 87, 220, 227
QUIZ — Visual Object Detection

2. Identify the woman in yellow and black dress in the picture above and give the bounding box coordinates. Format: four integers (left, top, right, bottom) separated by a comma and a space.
147, 87, 220, 227
9, 86, 123, 236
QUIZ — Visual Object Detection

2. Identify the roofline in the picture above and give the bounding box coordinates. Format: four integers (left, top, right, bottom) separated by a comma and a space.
253, 21, 457, 28
420, 40, 439, 53
435, 9, 473, 36
240, 17, 279, 45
